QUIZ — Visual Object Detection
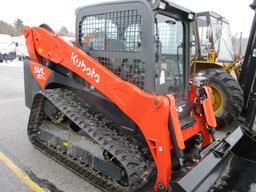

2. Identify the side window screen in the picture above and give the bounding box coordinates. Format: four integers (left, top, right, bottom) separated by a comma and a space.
78, 9, 146, 90
80, 16, 117, 51
157, 21, 183, 54
79, 10, 143, 52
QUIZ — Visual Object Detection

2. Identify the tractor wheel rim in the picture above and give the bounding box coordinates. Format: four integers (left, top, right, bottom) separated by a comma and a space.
210, 84, 224, 115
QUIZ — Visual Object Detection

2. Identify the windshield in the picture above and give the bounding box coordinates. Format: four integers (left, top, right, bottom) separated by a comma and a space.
154, 14, 184, 97
210, 17, 234, 62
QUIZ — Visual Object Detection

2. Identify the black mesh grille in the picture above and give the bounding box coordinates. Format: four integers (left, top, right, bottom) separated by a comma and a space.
78, 10, 146, 89
96, 57, 145, 89
79, 10, 143, 52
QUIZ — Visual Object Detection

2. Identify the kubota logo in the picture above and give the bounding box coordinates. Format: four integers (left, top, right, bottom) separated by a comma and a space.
71, 52, 100, 83
29, 63, 51, 89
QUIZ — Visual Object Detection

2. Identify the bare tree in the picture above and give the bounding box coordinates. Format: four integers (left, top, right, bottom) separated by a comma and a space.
0, 20, 16, 36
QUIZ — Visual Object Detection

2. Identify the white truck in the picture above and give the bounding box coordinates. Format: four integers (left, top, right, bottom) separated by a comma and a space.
0, 34, 17, 62
12, 35, 29, 61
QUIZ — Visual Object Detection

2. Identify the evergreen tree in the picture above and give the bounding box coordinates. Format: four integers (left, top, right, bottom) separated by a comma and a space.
13, 18, 24, 35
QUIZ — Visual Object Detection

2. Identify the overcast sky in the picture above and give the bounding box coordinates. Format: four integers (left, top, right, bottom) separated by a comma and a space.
0, 0, 254, 37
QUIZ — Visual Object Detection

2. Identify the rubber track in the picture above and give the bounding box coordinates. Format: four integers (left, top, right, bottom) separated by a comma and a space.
27, 88, 152, 192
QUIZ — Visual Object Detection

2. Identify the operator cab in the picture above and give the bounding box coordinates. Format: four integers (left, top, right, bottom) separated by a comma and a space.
76, 0, 195, 123
196, 11, 234, 62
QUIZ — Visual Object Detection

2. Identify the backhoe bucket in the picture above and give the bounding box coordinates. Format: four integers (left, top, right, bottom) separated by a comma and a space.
172, 124, 256, 192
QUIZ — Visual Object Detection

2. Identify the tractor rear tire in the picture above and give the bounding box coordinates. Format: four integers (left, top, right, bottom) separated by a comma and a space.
202, 69, 244, 128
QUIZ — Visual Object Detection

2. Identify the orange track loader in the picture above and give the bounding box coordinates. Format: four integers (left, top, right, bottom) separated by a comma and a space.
23, 0, 256, 191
